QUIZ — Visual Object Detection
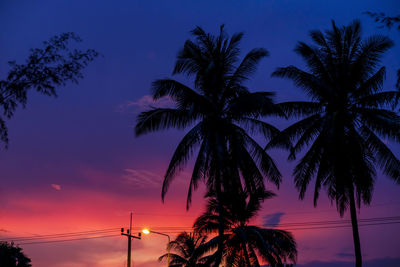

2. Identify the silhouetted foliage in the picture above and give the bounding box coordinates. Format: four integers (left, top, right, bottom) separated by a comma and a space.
271, 20, 400, 267
159, 232, 212, 267
0, 32, 98, 147
365, 12, 400, 91
135, 25, 284, 266
194, 190, 297, 267
0, 242, 31, 267
364, 12, 400, 30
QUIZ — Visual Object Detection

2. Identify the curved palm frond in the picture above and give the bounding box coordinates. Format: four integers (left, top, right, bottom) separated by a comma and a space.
135, 108, 196, 136
158, 232, 210, 267
162, 122, 204, 200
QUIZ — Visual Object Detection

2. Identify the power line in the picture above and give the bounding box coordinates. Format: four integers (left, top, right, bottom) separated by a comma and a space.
3, 229, 120, 242
0, 228, 120, 242
2, 215, 400, 245
120, 216, 400, 229
14, 220, 400, 245
265, 216, 400, 227
18, 234, 120, 245
281, 221, 400, 231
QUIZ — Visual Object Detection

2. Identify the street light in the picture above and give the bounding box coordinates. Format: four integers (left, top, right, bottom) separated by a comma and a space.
142, 228, 171, 267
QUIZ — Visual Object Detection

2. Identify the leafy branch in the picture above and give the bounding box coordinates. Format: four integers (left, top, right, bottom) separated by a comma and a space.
0, 32, 99, 147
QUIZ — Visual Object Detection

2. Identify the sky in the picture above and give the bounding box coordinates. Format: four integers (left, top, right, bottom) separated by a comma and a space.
0, 0, 400, 266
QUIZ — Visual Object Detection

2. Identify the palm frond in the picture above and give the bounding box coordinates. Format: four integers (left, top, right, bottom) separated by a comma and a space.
227, 91, 282, 119
234, 125, 282, 186
135, 108, 196, 136
276, 101, 323, 118
356, 107, 400, 142
356, 91, 398, 108
293, 134, 324, 199
234, 117, 280, 140
187, 139, 210, 209
152, 79, 212, 112
361, 126, 400, 183
162, 122, 204, 200
272, 66, 327, 100
266, 114, 321, 151
228, 48, 269, 87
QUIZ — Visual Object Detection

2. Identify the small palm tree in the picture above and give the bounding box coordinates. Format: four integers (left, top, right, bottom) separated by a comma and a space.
271, 20, 400, 266
159, 232, 211, 267
194, 190, 297, 267
135, 25, 283, 266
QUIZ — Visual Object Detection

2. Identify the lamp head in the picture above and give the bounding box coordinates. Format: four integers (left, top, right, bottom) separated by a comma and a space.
142, 228, 150, 235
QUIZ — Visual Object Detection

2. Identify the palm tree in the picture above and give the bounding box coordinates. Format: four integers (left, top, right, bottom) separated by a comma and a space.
135, 25, 284, 266
159, 232, 211, 267
270, 20, 400, 266
194, 190, 297, 267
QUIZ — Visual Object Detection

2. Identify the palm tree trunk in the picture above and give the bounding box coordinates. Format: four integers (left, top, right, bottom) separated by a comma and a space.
213, 178, 224, 267
349, 184, 362, 267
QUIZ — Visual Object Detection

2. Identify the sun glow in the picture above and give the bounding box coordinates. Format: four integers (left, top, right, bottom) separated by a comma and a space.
142, 228, 150, 235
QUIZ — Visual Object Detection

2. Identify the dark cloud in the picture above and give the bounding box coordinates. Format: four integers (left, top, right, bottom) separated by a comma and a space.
263, 212, 285, 227
336, 252, 355, 259
116, 95, 173, 113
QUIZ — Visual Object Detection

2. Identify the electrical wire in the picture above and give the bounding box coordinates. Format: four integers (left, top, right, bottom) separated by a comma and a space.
0, 228, 121, 242
3, 229, 120, 242
18, 234, 120, 245
263, 216, 400, 227
13, 220, 400, 245
281, 221, 400, 231
1, 215, 399, 245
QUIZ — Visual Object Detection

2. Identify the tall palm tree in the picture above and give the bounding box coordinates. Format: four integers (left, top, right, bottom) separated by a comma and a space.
194, 190, 297, 267
270, 20, 400, 266
159, 232, 211, 267
135, 25, 284, 266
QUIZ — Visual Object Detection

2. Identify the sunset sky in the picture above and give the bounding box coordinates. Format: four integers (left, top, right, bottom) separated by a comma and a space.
1, 0, 400, 266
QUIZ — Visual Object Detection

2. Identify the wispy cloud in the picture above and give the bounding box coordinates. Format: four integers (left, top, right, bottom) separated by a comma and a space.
263, 212, 285, 227
121, 169, 162, 188
336, 252, 355, 259
51, 184, 61, 191
116, 95, 173, 113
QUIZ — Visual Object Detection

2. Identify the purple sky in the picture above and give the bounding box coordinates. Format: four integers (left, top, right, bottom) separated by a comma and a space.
0, 0, 400, 266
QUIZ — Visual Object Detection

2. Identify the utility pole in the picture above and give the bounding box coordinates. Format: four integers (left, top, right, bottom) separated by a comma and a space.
121, 212, 141, 267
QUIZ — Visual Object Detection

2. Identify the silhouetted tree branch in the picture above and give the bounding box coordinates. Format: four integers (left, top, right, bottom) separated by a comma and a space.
0, 242, 31, 267
365, 12, 400, 92
0, 32, 98, 147
364, 12, 400, 30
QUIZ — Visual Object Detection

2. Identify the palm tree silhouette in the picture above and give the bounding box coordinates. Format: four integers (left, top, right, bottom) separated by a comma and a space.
271, 20, 400, 266
159, 232, 212, 267
194, 190, 297, 267
135, 25, 283, 266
